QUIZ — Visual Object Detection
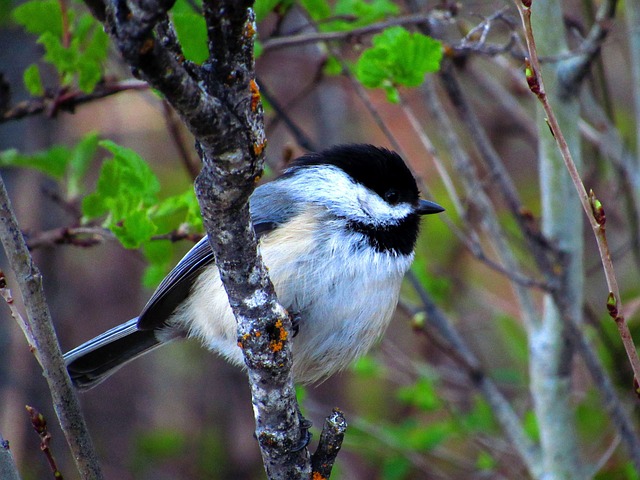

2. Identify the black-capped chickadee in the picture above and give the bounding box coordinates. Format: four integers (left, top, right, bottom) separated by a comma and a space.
64, 144, 444, 390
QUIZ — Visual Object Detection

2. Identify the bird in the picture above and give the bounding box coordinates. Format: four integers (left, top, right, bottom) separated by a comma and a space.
64, 144, 444, 391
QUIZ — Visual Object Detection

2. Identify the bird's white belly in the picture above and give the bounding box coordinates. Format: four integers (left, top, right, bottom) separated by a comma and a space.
169, 211, 413, 383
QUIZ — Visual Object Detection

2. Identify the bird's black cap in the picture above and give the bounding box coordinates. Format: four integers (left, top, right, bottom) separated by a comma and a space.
289, 144, 421, 206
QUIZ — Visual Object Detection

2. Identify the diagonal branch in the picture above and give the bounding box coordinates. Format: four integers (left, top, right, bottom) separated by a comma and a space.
0, 174, 104, 479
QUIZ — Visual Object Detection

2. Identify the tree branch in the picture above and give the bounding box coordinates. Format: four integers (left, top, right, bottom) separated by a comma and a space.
311, 409, 347, 478
91, 0, 313, 476
516, 0, 640, 386
556, 0, 618, 99
0, 174, 104, 479
0, 80, 148, 124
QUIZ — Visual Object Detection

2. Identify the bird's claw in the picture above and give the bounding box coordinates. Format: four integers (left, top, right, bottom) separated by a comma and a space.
291, 417, 313, 452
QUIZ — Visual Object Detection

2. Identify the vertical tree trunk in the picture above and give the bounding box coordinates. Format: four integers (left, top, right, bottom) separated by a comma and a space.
530, 1, 584, 478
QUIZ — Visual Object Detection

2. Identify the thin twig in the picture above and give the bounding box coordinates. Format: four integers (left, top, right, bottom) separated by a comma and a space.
1, 79, 148, 123
258, 76, 318, 152
516, 0, 640, 386
398, 95, 464, 215
412, 272, 544, 477
25, 406, 64, 480
555, 0, 618, 99
261, 13, 431, 52
25, 226, 111, 250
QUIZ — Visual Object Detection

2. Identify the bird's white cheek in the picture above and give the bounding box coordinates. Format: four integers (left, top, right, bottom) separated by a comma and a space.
357, 193, 412, 224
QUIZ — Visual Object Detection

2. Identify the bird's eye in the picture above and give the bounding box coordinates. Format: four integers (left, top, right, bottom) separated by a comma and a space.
384, 189, 400, 204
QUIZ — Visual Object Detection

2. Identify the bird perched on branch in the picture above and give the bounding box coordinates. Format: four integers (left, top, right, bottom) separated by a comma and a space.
65, 144, 444, 390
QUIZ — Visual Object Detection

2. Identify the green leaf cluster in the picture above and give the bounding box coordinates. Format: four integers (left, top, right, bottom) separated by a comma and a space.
356, 26, 443, 103
82, 141, 202, 286
12, 0, 108, 94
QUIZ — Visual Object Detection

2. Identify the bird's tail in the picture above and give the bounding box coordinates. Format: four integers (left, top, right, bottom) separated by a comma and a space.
64, 318, 162, 391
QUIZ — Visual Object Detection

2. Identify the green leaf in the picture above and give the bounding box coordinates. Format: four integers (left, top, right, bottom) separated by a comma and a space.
389, 419, 452, 452
82, 141, 160, 247
356, 26, 442, 100
14, 4, 106, 93
523, 409, 539, 442
172, 12, 209, 64
381, 455, 411, 480
323, 56, 343, 76
134, 428, 187, 460
496, 314, 528, 364
77, 56, 102, 92
329, 0, 399, 31
299, 0, 331, 21
351, 354, 383, 378
11, 0, 62, 37
112, 209, 158, 248
76, 22, 108, 92
141, 240, 173, 287
0, 146, 70, 179
152, 190, 203, 233
254, 0, 281, 21
396, 377, 442, 411
460, 396, 498, 433
23, 63, 44, 96
476, 451, 496, 471
39, 31, 76, 73
67, 132, 100, 197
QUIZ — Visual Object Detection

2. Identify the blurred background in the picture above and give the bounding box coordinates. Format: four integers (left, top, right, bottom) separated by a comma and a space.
1, 0, 640, 478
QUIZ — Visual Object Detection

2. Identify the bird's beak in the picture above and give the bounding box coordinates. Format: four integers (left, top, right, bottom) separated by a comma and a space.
415, 199, 445, 215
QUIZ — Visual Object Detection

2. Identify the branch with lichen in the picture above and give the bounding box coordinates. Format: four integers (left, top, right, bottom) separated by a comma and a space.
81, 0, 345, 477
515, 0, 640, 388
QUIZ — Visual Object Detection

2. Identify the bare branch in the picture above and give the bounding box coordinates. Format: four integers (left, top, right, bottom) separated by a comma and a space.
261, 13, 431, 52
25, 406, 64, 480
0, 80, 148, 124
0, 174, 104, 479
516, 0, 640, 385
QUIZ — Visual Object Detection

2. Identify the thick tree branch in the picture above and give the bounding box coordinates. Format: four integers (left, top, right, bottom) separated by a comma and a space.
90, 0, 313, 477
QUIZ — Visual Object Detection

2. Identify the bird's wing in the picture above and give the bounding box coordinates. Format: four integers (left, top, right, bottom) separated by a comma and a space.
137, 180, 301, 330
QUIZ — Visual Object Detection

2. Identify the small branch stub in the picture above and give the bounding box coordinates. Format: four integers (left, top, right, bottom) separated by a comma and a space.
311, 409, 347, 479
